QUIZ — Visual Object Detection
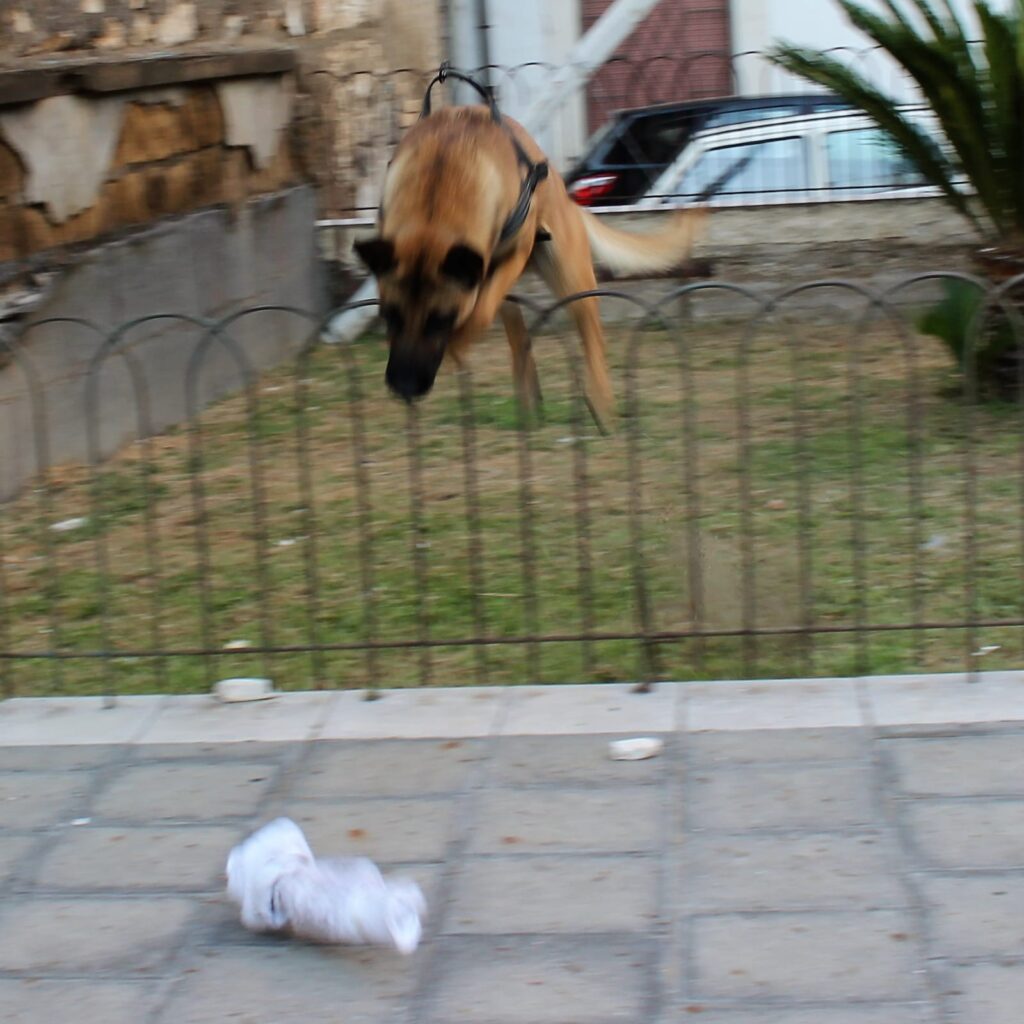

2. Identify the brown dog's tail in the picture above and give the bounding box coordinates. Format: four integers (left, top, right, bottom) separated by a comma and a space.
579, 207, 707, 279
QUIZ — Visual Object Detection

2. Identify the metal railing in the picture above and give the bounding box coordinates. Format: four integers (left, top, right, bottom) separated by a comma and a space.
1, 274, 1022, 698
302, 46, 924, 218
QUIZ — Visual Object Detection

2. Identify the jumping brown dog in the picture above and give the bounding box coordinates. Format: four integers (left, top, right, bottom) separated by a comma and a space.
355, 94, 705, 430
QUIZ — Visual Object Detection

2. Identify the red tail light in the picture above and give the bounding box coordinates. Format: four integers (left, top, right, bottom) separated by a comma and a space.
567, 174, 619, 206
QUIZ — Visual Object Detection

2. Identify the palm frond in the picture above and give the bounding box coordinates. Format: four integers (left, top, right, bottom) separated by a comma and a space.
770, 0, 1024, 242
771, 45, 979, 228
976, 1, 1024, 237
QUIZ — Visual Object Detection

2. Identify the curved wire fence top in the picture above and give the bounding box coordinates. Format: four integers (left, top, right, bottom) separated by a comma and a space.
1, 273, 1022, 698
304, 44, 918, 111
304, 46, 929, 217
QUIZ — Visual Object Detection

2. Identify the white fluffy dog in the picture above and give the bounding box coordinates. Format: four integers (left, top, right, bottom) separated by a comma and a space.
226, 817, 426, 954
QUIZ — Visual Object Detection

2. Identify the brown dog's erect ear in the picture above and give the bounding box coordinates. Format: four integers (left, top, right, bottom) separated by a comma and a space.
440, 243, 485, 290
354, 236, 396, 277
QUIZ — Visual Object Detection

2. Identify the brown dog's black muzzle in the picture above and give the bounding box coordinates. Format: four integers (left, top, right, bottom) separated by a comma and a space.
385, 341, 446, 403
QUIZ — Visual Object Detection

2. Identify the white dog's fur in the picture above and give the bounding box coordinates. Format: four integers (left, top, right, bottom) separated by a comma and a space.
226, 817, 425, 954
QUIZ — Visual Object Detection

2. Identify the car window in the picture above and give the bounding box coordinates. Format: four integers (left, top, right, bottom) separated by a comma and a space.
826, 127, 926, 194
666, 136, 810, 203
806, 100, 853, 113
605, 110, 707, 166
703, 105, 801, 129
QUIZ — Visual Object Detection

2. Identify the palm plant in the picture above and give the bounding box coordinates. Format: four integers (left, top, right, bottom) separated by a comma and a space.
772, 0, 1024, 398
770, 0, 1024, 248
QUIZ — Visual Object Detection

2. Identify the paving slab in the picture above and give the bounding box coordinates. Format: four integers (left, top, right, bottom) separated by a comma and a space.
681, 832, 905, 912
685, 727, 866, 764
274, 797, 457, 863
470, 786, 661, 853
917, 872, 1024, 958
158, 944, 420, 1024
0, 896, 193, 972
0, 833, 40, 883
491, 733, 667, 787
134, 692, 332, 744
691, 910, 924, 1001
318, 686, 505, 738
686, 678, 863, 731
946, 963, 1024, 1024
445, 854, 659, 933
425, 934, 654, 1023
291, 738, 485, 798
33, 825, 243, 891
885, 733, 1024, 796
0, 695, 163, 745
502, 682, 677, 734
667, 1008, 934, 1024
91, 760, 279, 822
0, 743, 119, 771
0, 979, 160, 1024
901, 799, 1024, 869
865, 671, 1024, 726
0, 770, 93, 828
687, 761, 875, 831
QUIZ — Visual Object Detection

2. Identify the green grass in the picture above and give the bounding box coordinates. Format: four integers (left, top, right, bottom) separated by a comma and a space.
2, 315, 1023, 697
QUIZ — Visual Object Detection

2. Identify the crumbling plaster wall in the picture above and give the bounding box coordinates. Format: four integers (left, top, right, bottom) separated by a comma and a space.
0, 1, 444, 216
0, 73, 300, 262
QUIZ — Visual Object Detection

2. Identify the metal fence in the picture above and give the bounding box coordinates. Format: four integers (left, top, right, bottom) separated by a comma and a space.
1, 274, 1022, 698
303, 46, 924, 218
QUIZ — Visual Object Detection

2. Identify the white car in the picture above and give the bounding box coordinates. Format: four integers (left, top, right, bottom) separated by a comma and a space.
637, 105, 953, 208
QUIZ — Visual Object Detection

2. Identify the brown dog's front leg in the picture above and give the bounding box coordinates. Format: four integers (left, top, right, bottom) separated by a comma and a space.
530, 243, 614, 434
500, 301, 543, 423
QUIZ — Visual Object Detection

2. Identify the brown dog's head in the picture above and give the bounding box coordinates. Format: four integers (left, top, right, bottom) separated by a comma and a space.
354, 233, 485, 402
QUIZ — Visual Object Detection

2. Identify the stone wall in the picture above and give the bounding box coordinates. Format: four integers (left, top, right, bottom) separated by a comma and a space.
0, 1, 444, 217
0, 63, 301, 264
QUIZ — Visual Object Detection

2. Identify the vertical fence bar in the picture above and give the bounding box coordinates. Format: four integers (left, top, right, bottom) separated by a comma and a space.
568, 351, 596, 679
33, 374, 62, 693
457, 368, 490, 683
242, 368, 274, 684
515, 375, 542, 683
0, 506, 8, 696
85, 327, 165, 697
846, 306, 869, 675
137, 425, 168, 692
1018, 293, 1024, 666
405, 403, 433, 686
736, 318, 759, 676
787, 320, 815, 676
677, 309, 705, 675
0, 335, 14, 696
340, 336, 381, 694
186, 407, 215, 688
294, 344, 325, 687
962, 292, 981, 678
624, 320, 659, 690
184, 317, 259, 688
901, 311, 927, 670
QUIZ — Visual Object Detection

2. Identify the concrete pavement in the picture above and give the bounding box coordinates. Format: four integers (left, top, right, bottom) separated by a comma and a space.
1, 673, 1023, 1022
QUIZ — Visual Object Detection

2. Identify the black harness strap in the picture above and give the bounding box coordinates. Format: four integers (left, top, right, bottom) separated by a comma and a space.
420, 63, 548, 247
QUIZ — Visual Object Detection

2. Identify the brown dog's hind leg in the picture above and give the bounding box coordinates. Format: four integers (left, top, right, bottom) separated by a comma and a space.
500, 301, 543, 423
530, 240, 614, 433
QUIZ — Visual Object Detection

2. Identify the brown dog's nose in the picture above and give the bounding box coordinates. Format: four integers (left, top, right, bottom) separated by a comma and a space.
385, 355, 438, 402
